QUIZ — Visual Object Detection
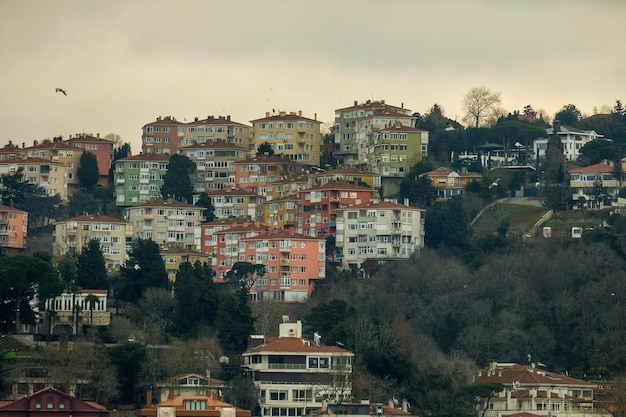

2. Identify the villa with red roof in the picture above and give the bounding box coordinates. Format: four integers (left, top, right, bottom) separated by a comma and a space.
0, 387, 108, 417
135, 392, 250, 417
243, 319, 354, 417
568, 163, 620, 208
472, 362, 600, 417
420, 167, 482, 199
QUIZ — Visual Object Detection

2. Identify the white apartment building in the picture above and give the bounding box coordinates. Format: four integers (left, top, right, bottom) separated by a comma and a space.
335, 201, 425, 269
243, 319, 354, 417
534, 125, 604, 161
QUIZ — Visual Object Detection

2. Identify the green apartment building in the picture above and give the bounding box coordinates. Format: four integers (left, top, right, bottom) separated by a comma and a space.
114, 153, 170, 207
334, 99, 412, 166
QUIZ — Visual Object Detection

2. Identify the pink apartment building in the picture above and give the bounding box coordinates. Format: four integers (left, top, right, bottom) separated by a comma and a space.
0, 203, 28, 252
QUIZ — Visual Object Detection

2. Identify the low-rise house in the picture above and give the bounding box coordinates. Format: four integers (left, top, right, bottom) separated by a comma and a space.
242, 319, 354, 417
0, 203, 28, 252
568, 163, 619, 208
155, 373, 225, 403
42, 289, 110, 335
473, 362, 600, 417
335, 200, 425, 269
534, 124, 604, 161
0, 386, 108, 416
420, 167, 482, 199
53, 213, 132, 270
136, 392, 250, 417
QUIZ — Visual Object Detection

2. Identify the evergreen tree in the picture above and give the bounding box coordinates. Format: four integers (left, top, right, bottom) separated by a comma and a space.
77, 151, 100, 188
216, 282, 255, 355
173, 261, 218, 336
161, 154, 195, 203
256, 141, 274, 156
76, 238, 108, 289
108, 143, 131, 186
195, 192, 215, 222
114, 238, 169, 303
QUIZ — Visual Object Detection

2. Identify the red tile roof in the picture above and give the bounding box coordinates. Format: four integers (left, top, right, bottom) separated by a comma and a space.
337, 200, 424, 211
474, 364, 594, 387
62, 212, 127, 223
337, 100, 405, 112
568, 163, 613, 173
250, 113, 321, 123
247, 336, 353, 354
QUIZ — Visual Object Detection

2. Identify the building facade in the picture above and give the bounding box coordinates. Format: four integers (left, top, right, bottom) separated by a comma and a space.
178, 141, 248, 193
0, 157, 67, 201
160, 246, 212, 282
125, 199, 205, 250
206, 188, 265, 221
334, 201, 425, 269
534, 125, 603, 161
141, 116, 185, 155
53, 213, 132, 270
234, 155, 305, 197
114, 153, 170, 207
24, 139, 84, 196
0, 203, 28, 251
334, 100, 411, 166
180, 115, 253, 150
0, 387, 108, 416
66, 133, 115, 187
301, 181, 377, 238
242, 320, 354, 417
250, 111, 322, 167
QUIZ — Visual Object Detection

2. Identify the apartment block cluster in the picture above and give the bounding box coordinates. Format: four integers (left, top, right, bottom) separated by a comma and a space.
0, 100, 428, 303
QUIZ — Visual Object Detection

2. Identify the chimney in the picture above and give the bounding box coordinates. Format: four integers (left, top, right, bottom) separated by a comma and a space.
314, 113, 317, 121
33, 140, 38, 146
195, 117, 199, 122
22, 142, 25, 148
402, 400, 408, 412
266, 112, 270, 117
97, 133, 100, 138
146, 390, 153, 406
168, 390, 174, 400
401, 102, 404, 108
298, 110, 302, 117
227, 115, 231, 121
354, 100, 357, 106
157, 116, 161, 121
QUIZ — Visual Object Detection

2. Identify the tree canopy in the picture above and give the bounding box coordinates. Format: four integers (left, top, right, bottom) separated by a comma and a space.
161, 154, 195, 203
76, 238, 108, 289
256, 142, 274, 156
114, 238, 169, 303
462, 87, 502, 128
77, 151, 100, 188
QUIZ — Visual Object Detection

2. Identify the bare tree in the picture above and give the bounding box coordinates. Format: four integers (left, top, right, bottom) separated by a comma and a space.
461, 87, 502, 128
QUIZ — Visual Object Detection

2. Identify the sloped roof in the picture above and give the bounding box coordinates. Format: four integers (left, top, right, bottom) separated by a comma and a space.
474, 364, 594, 387
250, 113, 321, 123
568, 163, 613, 173
59, 212, 128, 224
336, 100, 405, 112
337, 200, 424, 212
304, 179, 374, 192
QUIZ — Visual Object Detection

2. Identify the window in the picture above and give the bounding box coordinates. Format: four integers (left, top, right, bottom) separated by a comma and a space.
185, 400, 207, 410
270, 390, 287, 401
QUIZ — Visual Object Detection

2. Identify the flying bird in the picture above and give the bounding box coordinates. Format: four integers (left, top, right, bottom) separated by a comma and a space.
55, 88, 67, 96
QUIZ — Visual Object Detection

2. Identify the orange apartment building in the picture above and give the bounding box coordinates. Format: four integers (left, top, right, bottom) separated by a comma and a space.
245, 229, 325, 302
301, 180, 378, 237
66, 133, 115, 187
0, 203, 28, 252
234, 155, 305, 196
309, 166, 382, 189
199, 218, 254, 268
141, 115, 185, 155
178, 141, 248, 192
180, 115, 253, 150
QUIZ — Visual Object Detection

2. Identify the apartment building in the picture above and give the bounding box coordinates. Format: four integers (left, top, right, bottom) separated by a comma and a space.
206, 187, 265, 220
180, 115, 253, 150
141, 115, 185, 155
113, 153, 170, 207
569, 163, 619, 208
160, 246, 212, 282
24, 139, 84, 195
243, 319, 354, 417
0, 157, 67, 200
212, 222, 269, 282
263, 194, 301, 232
301, 180, 377, 238
335, 201, 425, 269
335, 100, 412, 166
250, 111, 322, 166
125, 199, 205, 250
265, 173, 309, 201
66, 133, 115, 187
199, 218, 254, 267
53, 213, 132, 270
234, 155, 305, 196
420, 167, 483, 199
244, 229, 325, 302
368, 123, 429, 196
178, 141, 248, 192
0, 203, 28, 252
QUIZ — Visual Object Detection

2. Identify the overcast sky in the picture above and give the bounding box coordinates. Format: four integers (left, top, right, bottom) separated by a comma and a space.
1, 0, 625, 152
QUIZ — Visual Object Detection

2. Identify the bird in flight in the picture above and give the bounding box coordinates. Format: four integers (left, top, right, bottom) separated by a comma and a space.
55, 88, 67, 96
